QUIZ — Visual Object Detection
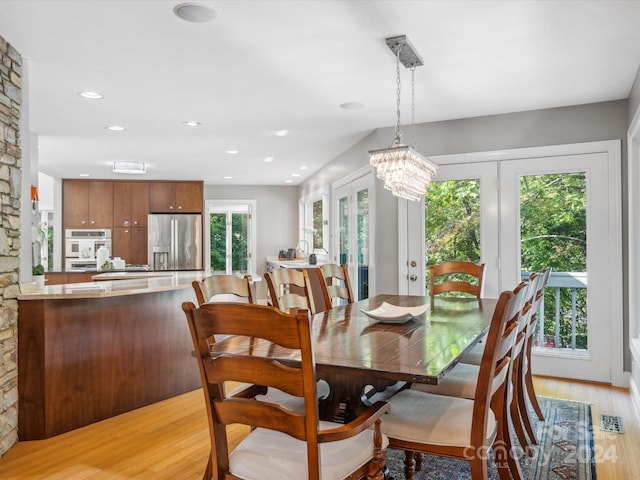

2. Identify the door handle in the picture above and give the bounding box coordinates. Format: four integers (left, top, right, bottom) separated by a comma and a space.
409, 274, 418, 281
410, 260, 417, 267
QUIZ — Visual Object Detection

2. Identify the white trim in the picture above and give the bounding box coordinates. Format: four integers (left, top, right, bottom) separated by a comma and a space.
631, 338, 640, 423
628, 107, 640, 345
397, 200, 409, 295
332, 165, 374, 189
429, 140, 622, 165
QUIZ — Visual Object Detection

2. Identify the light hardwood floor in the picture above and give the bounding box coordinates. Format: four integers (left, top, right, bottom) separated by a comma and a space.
0, 376, 637, 479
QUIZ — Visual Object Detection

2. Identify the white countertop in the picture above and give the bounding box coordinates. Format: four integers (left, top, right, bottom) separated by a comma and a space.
266, 256, 328, 268
18, 271, 207, 300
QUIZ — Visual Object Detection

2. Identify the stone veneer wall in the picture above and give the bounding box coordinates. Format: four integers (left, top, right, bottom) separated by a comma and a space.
0, 35, 22, 456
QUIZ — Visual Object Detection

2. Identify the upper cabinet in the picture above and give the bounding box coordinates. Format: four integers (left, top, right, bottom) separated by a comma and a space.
114, 182, 149, 227
63, 180, 113, 228
149, 181, 203, 213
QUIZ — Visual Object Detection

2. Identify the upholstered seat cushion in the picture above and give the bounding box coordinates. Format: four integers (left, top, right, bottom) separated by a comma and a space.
411, 363, 480, 399
460, 341, 484, 366
230, 420, 389, 480
381, 389, 496, 447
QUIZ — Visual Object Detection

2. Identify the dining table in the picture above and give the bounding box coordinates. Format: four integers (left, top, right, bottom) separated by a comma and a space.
209, 294, 497, 422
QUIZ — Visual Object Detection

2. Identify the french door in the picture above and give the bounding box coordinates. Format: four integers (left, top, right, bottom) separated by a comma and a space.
402, 142, 621, 383
333, 172, 374, 301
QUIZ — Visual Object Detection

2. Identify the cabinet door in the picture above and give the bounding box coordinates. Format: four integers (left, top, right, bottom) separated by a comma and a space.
131, 227, 148, 265
131, 182, 149, 227
63, 181, 90, 227
112, 227, 132, 262
88, 181, 113, 228
113, 182, 132, 226
149, 182, 176, 212
176, 182, 203, 213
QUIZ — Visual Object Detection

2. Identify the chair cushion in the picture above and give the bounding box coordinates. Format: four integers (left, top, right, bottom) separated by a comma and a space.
460, 341, 484, 366
230, 420, 389, 480
411, 363, 479, 399
381, 389, 496, 448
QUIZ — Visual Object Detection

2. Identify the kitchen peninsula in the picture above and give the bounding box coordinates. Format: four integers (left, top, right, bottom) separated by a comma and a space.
17, 271, 206, 440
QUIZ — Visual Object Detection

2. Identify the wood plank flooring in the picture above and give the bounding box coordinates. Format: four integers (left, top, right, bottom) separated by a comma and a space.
0, 376, 637, 479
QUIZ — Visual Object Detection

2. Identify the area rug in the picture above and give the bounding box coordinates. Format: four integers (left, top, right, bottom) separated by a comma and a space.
385, 396, 595, 480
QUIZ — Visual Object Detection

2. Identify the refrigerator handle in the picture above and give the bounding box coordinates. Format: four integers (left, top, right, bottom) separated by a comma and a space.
171, 219, 177, 269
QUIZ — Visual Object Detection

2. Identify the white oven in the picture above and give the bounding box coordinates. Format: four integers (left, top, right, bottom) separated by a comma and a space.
65, 229, 111, 268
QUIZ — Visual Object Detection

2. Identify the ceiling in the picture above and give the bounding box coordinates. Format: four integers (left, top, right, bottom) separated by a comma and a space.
1, 0, 640, 186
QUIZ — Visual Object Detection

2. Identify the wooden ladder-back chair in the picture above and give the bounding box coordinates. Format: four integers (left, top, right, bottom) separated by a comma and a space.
521, 267, 552, 425
429, 261, 485, 302
182, 302, 390, 480
265, 268, 318, 314
192, 274, 255, 306
316, 263, 354, 309
381, 284, 528, 480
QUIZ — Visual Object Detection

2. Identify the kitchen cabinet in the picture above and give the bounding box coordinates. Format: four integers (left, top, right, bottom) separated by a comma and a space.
113, 182, 149, 227
149, 181, 203, 213
67, 272, 96, 283
63, 180, 114, 228
44, 273, 68, 285
113, 227, 148, 265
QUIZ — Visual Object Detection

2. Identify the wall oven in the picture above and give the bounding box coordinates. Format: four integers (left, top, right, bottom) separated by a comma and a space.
64, 229, 111, 270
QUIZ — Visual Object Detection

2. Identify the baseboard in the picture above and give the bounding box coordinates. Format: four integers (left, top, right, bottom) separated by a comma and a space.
631, 379, 640, 424
630, 338, 640, 423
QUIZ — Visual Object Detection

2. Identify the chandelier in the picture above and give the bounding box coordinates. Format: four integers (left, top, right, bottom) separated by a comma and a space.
369, 35, 437, 202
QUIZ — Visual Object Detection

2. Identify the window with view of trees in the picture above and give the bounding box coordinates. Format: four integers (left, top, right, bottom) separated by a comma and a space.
425, 172, 588, 352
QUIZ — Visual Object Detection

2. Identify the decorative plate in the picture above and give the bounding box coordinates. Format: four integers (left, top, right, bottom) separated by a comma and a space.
360, 302, 428, 323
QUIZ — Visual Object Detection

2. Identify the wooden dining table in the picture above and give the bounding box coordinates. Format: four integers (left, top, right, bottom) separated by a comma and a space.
209, 294, 496, 422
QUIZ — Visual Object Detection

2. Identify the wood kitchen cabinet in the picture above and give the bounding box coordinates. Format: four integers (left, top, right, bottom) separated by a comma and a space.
149, 181, 203, 213
113, 182, 149, 227
113, 227, 148, 265
63, 180, 113, 228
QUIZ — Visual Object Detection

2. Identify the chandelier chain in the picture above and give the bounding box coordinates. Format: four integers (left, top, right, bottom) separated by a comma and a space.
395, 45, 402, 141
411, 65, 416, 149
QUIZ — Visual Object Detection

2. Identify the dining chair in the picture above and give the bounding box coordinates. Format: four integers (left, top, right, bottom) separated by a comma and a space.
380, 284, 528, 480
182, 301, 390, 480
265, 267, 318, 314
316, 263, 354, 309
428, 261, 485, 302
521, 268, 552, 426
191, 274, 255, 306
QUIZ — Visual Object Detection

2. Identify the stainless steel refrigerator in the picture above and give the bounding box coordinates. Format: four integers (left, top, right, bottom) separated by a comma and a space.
148, 214, 202, 270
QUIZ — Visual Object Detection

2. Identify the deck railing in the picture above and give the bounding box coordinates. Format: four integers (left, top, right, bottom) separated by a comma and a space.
522, 271, 588, 353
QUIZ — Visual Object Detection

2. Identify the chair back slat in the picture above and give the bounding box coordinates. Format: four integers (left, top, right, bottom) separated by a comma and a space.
429, 261, 485, 301
316, 264, 354, 310
265, 268, 315, 314
192, 274, 255, 306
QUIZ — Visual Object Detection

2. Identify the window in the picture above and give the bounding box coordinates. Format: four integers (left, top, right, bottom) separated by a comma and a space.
205, 200, 256, 275
299, 190, 328, 255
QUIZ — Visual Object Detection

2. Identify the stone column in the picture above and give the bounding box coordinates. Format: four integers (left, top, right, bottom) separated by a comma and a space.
0, 34, 22, 456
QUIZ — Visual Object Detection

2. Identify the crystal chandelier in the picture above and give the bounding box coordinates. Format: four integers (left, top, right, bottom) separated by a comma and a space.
369, 35, 437, 202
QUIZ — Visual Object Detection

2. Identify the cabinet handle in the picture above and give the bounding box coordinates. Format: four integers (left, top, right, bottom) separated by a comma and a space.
90, 221, 95, 224
133, 221, 138, 225
178, 206, 182, 210
169, 206, 174, 210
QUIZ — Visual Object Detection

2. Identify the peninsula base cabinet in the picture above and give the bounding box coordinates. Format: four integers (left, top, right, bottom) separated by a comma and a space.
18, 288, 201, 439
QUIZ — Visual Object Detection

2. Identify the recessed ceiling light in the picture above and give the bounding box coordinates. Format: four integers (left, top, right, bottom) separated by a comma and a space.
264, 157, 274, 162
285, 180, 293, 184
78, 91, 103, 100
79, 173, 91, 177
300, 166, 308, 170
223, 176, 233, 180
113, 161, 146, 174
106, 125, 126, 131
174, 3, 216, 23
183, 120, 201, 127
226, 150, 239, 154
291, 173, 301, 177
275, 130, 289, 137
340, 101, 365, 110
